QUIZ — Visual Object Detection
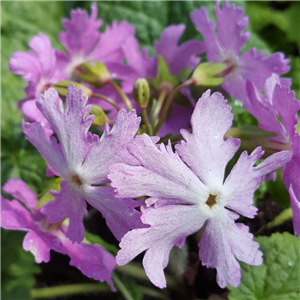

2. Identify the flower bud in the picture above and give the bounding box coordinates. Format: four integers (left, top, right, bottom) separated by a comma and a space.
90, 105, 108, 127
52, 81, 93, 98
73, 61, 111, 88
191, 62, 226, 86
132, 78, 150, 108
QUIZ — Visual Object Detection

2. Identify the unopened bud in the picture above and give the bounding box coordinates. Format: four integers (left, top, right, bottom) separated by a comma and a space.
133, 78, 150, 108
52, 81, 93, 98
191, 62, 226, 86
90, 105, 108, 127
73, 61, 111, 88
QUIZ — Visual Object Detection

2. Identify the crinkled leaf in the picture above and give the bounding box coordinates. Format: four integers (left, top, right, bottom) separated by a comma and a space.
228, 232, 300, 300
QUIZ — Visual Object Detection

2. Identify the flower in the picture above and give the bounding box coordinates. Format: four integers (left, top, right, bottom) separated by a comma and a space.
246, 75, 300, 236
59, 3, 135, 80
23, 84, 143, 243
1, 178, 115, 289
9, 33, 65, 132
190, 1, 290, 102
108, 90, 292, 288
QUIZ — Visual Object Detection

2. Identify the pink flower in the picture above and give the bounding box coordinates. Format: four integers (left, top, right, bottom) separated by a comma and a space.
59, 3, 135, 80
246, 75, 300, 236
190, 1, 290, 102
109, 90, 292, 288
9, 33, 65, 132
23, 84, 143, 243
1, 178, 115, 289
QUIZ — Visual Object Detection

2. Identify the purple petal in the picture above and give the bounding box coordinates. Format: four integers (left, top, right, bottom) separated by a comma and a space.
123, 36, 157, 79
28, 33, 57, 79
176, 90, 240, 192
240, 49, 290, 91
36, 85, 95, 173
272, 84, 300, 139
117, 205, 205, 288
85, 186, 143, 241
245, 80, 286, 142
199, 209, 262, 288
154, 25, 204, 74
91, 21, 135, 64
22, 120, 67, 179
215, 1, 249, 54
3, 178, 38, 209
221, 147, 292, 218
61, 233, 115, 289
190, 7, 220, 61
23, 230, 62, 263
41, 180, 88, 243
59, 3, 102, 56
81, 109, 140, 184
1, 196, 34, 230
109, 134, 207, 205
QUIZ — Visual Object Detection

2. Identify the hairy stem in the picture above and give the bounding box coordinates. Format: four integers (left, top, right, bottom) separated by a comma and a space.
108, 80, 133, 111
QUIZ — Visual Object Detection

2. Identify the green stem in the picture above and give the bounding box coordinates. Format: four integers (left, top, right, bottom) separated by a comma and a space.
113, 273, 135, 300
153, 79, 193, 135
31, 283, 110, 299
108, 80, 133, 111
117, 263, 177, 289
151, 88, 169, 127
92, 93, 121, 111
140, 286, 170, 300
142, 107, 151, 134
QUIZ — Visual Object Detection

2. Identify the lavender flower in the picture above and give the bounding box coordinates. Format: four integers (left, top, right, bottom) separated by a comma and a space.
109, 90, 291, 288
190, 1, 290, 102
246, 75, 300, 236
23, 84, 143, 243
1, 178, 115, 289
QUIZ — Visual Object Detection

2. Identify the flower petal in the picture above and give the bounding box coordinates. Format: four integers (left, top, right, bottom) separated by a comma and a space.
117, 205, 205, 288
199, 209, 262, 288
190, 7, 220, 61
41, 180, 88, 243
81, 109, 141, 184
23, 230, 62, 263
154, 24, 204, 74
109, 134, 206, 205
59, 3, 102, 56
61, 232, 116, 289
36, 85, 95, 174
3, 178, 38, 209
215, 1, 249, 54
85, 186, 143, 241
176, 90, 240, 192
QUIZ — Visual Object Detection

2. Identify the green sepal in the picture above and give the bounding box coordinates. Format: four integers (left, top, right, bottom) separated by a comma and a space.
149, 55, 190, 90
191, 62, 226, 86
52, 81, 93, 98
89, 105, 108, 127
73, 61, 111, 88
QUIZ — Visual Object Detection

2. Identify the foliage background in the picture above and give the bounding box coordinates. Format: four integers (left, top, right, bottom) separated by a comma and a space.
1, 1, 299, 299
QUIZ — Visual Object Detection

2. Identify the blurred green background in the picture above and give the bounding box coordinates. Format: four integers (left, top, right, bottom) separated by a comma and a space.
1, 1, 299, 299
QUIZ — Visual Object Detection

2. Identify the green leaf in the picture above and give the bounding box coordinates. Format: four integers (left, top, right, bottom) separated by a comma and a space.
228, 232, 300, 300
85, 231, 118, 255
1, 230, 41, 300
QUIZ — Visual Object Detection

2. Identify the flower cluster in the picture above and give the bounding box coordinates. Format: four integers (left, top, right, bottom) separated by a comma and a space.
2, 1, 299, 294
